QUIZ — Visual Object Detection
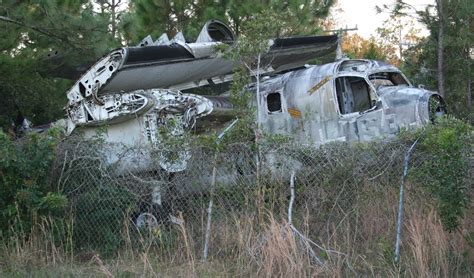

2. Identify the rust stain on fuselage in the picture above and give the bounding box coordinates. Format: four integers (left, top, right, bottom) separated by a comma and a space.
307, 75, 331, 95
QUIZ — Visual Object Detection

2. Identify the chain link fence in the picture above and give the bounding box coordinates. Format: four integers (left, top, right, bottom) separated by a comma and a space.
2, 117, 471, 276
49, 132, 471, 273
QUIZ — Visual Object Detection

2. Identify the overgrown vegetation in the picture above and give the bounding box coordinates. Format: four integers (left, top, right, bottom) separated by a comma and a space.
0, 128, 66, 239
0, 118, 472, 276
409, 116, 472, 231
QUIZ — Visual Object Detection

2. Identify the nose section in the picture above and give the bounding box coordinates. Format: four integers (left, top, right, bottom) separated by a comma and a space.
428, 94, 446, 122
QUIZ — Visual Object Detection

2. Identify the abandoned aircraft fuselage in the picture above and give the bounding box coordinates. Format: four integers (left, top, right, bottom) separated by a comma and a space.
58, 19, 446, 176
52, 20, 447, 227
256, 59, 445, 144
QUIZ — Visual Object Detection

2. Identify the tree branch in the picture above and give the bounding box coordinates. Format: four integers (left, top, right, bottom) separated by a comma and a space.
0, 15, 77, 48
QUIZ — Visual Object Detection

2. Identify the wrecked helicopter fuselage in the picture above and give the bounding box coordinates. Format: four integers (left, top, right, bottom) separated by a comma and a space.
61, 19, 341, 173
58, 19, 446, 183
255, 59, 446, 145
53, 19, 446, 227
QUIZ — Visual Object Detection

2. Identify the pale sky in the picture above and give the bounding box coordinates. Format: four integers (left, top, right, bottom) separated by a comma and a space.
334, 0, 435, 38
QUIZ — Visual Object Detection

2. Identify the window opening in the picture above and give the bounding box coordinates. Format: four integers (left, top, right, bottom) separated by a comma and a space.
368, 72, 409, 89
267, 92, 282, 113
335, 76, 372, 114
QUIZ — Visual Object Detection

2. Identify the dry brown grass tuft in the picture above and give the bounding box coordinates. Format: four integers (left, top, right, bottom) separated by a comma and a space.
0, 216, 73, 272
405, 208, 467, 277
245, 215, 321, 277
1, 184, 472, 277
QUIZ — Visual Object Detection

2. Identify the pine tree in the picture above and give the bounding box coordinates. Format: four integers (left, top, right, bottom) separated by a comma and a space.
384, 0, 473, 119
0, 0, 119, 131
121, 0, 335, 44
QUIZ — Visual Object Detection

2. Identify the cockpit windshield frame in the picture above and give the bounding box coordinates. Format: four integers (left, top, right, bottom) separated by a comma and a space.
368, 71, 410, 89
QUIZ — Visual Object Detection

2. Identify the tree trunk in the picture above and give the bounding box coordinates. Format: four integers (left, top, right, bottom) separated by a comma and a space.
111, 0, 116, 39
436, 0, 445, 98
468, 66, 472, 123
398, 24, 403, 61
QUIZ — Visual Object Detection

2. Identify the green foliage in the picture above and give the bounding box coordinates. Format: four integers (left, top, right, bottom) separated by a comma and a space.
229, 9, 286, 61
45, 133, 141, 256
219, 115, 256, 147
229, 68, 253, 110
342, 34, 392, 63
0, 128, 66, 237
364, 41, 387, 61
0, 0, 119, 131
122, 0, 334, 43
122, 0, 231, 43
194, 114, 255, 150
410, 116, 472, 231
1, 0, 118, 60
398, 0, 474, 120
0, 52, 70, 130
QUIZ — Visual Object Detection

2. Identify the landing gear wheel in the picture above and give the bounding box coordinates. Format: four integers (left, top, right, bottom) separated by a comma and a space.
135, 212, 159, 229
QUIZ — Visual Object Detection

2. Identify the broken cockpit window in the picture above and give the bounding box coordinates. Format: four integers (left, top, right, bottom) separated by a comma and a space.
335, 76, 373, 114
368, 72, 409, 89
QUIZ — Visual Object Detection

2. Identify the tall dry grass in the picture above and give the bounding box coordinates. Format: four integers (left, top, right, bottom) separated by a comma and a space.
0, 216, 74, 272
1, 184, 471, 277
251, 216, 322, 277
404, 209, 468, 277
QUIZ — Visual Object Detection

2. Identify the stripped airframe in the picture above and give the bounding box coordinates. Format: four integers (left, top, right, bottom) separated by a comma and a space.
63, 20, 343, 171
60, 20, 446, 226
64, 20, 445, 154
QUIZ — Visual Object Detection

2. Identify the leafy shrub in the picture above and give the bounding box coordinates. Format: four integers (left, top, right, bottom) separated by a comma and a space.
0, 128, 67, 238
411, 116, 472, 231
55, 136, 141, 256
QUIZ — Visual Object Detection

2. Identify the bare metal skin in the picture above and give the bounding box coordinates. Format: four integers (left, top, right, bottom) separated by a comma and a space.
256, 59, 445, 145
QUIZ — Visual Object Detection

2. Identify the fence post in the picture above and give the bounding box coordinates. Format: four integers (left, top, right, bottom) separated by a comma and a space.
288, 171, 295, 225
203, 119, 239, 261
203, 157, 217, 261
394, 138, 420, 264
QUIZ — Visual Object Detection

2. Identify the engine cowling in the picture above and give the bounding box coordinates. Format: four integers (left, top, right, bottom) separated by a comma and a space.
195, 20, 235, 44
